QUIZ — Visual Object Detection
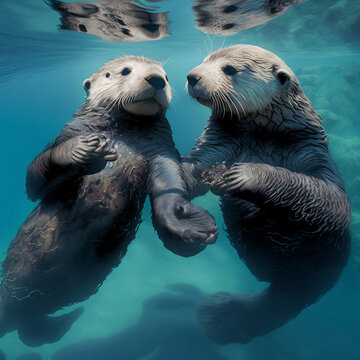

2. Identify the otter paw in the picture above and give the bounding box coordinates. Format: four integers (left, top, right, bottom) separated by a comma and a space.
71, 134, 117, 164
201, 164, 228, 195
153, 194, 218, 256
174, 199, 219, 245
221, 163, 264, 195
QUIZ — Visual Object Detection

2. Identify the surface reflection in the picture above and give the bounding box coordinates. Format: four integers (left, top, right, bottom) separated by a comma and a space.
46, 0, 170, 42
192, 0, 306, 35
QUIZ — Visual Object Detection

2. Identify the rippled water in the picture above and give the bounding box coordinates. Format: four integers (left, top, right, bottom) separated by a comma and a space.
0, 1, 359, 359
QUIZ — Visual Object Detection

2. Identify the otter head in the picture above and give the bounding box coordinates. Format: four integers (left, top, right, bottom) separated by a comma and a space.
186, 44, 300, 119
47, 0, 169, 43
83, 56, 171, 117
193, 0, 305, 34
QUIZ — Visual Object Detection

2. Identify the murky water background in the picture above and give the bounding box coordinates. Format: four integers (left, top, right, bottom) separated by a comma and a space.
0, 0, 359, 359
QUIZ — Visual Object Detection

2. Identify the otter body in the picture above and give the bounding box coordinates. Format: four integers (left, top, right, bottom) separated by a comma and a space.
3, 110, 157, 312
183, 45, 351, 343
0, 56, 217, 347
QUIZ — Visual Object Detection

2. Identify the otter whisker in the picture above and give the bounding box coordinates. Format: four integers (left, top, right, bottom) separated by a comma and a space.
161, 57, 171, 67
221, 91, 234, 117
219, 92, 232, 119
223, 92, 238, 120
219, 92, 230, 119
213, 94, 223, 119
231, 95, 246, 118
225, 92, 241, 120
211, 94, 220, 117
229, 89, 247, 117
214, 92, 226, 119
104, 96, 118, 113
170, 90, 179, 111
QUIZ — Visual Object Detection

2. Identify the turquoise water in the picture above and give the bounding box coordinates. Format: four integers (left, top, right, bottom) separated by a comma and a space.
0, 0, 360, 359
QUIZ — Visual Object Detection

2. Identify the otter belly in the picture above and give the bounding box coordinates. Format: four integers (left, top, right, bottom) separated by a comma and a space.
221, 198, 350, 285
1, 166, 146, 314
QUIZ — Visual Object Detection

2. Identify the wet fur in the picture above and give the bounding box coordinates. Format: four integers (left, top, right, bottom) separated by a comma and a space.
193, 0, 306, 35
183, 45, 351, 344
1, 106, 168, 346
0, 57, 217, 346
46, 0, 170, 43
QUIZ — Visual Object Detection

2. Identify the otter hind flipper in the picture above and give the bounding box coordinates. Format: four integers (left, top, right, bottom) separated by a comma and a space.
18, 307, 84, 347
198, 283, 324, 344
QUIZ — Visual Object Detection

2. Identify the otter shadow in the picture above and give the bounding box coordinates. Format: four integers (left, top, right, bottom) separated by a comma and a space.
46, 0, 170, 43
52, 284, 228, 360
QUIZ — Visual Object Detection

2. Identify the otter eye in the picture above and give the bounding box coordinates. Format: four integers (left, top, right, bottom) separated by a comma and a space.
223, 5, 238, 13
165, 75, 168, 81
223, 65, 238, 76
84, 81, 91, 90
121, 28, 132, 36
121, 68, 131, 76
222, 23, 235, 30
105, 72, 111, 78
270, 6, 281, 14
79, 24, 87, 33
277, 71, 290, 85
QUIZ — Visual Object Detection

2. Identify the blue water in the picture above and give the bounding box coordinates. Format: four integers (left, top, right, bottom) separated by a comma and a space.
0, 0, 360, 359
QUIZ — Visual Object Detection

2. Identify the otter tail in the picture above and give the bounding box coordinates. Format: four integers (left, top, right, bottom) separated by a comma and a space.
17, 307, 84, 347
0, 301, 14, 340
198, 283, 324, 344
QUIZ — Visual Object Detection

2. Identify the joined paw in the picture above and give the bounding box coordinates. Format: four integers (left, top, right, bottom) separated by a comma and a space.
173, 198, 218, 245
153, 193, 218, 256
51, 134, 117, 169
71, 134, 117, 164
202, 163, 263, 195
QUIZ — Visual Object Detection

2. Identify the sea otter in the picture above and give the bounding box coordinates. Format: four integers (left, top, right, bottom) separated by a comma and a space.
46, 0, 170, 43
0, 56, 218, 347
182, 44, 351, 344
193, 0, 306, 35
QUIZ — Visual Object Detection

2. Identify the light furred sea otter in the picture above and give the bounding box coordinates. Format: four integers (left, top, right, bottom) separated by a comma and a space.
193, 0, 306, 35
47, 0, 170, 43
0, 56, 218, 347
182, 44, 351, 344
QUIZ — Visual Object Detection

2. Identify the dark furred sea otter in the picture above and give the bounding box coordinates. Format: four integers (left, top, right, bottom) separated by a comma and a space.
182, 45, 351, 344
0, 56, 218, 347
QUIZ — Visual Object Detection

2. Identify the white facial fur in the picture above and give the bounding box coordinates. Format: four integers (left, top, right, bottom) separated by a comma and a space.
84, 56, 171, 117
187, 44, 295, 118
193, 0, 305, 35
48, 0, 170, 43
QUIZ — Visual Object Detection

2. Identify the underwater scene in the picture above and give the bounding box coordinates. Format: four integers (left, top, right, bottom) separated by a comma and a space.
0, 0, 360, 359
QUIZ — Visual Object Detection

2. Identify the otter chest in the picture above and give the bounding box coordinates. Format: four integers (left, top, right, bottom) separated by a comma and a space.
78, 138, 148, 209
233, 139, 300, 171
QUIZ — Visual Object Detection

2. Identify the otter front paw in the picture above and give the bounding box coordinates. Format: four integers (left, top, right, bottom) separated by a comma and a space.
201, 164, 228, 195
153, 194, 218, 257
70, 134, 117, 165
51, 134, 117, 171
217, 163, 270, 196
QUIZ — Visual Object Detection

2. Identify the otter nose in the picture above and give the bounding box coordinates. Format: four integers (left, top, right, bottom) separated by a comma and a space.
187, 75, 201, 88
146, 75, 166, 90
141, 23, 160, 33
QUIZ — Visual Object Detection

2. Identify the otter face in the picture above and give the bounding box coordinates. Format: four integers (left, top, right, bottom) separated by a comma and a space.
186, 44, 295, 118
47, 0, 170, 43
193, 0, 304, 34
83, 56, 171, 117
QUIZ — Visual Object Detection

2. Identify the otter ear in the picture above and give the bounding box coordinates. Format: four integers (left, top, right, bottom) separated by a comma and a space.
274, 68, 290, 85
82, 78, 91, 93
